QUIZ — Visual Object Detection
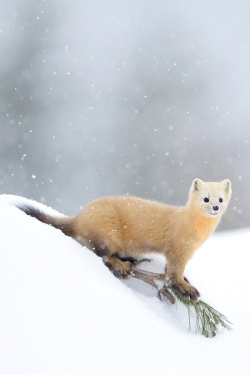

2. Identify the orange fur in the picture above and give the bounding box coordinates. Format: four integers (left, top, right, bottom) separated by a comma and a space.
18, 178, 231, 301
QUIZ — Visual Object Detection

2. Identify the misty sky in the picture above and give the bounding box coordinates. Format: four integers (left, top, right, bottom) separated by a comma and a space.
1, 0, 250, 230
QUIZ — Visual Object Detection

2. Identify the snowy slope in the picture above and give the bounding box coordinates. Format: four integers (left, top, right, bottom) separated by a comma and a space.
0, 195, 249, 375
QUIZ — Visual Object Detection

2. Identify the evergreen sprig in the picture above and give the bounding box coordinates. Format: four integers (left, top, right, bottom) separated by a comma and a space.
133, 266, 232, 338
166, 288, 233, 338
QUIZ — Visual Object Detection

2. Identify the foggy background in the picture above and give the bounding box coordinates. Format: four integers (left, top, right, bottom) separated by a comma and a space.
1, 0, 250, 230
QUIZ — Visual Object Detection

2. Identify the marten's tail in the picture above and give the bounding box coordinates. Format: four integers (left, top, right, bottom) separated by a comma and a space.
16, 204, 76, 237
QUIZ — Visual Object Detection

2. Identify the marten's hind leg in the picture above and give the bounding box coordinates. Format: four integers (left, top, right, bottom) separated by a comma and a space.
103, 255, 135, 279
118, 255, 152, 266
104, 255, 152, 279
91, 240, 136, 279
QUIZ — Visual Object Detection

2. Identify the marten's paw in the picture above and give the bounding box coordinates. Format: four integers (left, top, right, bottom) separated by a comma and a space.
170, 280, 200, 301
103, 256, 135, 279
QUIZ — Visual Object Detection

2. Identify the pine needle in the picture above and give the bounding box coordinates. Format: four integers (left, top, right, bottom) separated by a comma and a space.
133, 267, 232, 338
167, 289, 233, 338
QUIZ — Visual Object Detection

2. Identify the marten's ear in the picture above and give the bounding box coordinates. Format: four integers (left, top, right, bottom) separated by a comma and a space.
191, 178, 203, 192
222, 179, 231, 194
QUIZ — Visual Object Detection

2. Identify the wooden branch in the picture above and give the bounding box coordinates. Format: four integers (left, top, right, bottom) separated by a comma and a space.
132, 262, 175, 304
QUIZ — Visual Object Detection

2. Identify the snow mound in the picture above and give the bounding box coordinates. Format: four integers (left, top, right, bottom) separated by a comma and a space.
0, 195, 249, 375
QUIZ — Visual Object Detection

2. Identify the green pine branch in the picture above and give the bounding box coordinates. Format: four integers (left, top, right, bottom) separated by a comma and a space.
161, 287, 233, 338
132, 266, 232, 338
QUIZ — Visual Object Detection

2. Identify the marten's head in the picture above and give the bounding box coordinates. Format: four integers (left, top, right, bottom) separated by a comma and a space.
189, 179, 231, 218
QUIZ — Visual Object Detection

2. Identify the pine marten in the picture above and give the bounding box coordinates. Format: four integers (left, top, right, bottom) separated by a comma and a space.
16, 178, 231, 301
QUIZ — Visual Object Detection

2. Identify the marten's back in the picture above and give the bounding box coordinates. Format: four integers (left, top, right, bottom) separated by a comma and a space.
73, 196, 182, 254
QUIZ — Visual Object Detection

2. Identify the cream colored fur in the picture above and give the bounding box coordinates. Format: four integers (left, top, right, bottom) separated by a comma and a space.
18, 179, 231, 301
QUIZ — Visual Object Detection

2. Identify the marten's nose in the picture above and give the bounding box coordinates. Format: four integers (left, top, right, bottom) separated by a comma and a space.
213, 206, 219, 211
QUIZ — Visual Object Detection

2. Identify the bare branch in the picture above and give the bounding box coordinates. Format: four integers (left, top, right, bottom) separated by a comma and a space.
132, 266, 175, 304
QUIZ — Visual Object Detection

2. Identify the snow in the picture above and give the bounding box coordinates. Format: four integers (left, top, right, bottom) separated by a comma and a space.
0, 194, 249, 375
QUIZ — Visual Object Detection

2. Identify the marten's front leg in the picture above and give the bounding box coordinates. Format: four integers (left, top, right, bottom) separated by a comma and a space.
166, 265, 190, 284
166, 262, 200, 301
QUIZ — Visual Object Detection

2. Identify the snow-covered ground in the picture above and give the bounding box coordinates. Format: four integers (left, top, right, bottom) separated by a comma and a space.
0, 195, 249, 375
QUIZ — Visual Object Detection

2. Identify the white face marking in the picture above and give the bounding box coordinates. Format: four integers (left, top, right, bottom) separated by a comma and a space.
202, 193, 224, 217
190, 179, 231, 218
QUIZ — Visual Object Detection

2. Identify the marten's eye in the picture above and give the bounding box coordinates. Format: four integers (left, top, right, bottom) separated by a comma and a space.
204, 197, 209, 203
219, 198, 223, 203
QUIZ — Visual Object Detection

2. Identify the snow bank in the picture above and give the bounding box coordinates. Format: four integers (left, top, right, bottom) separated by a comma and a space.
0, 195, 249, 375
